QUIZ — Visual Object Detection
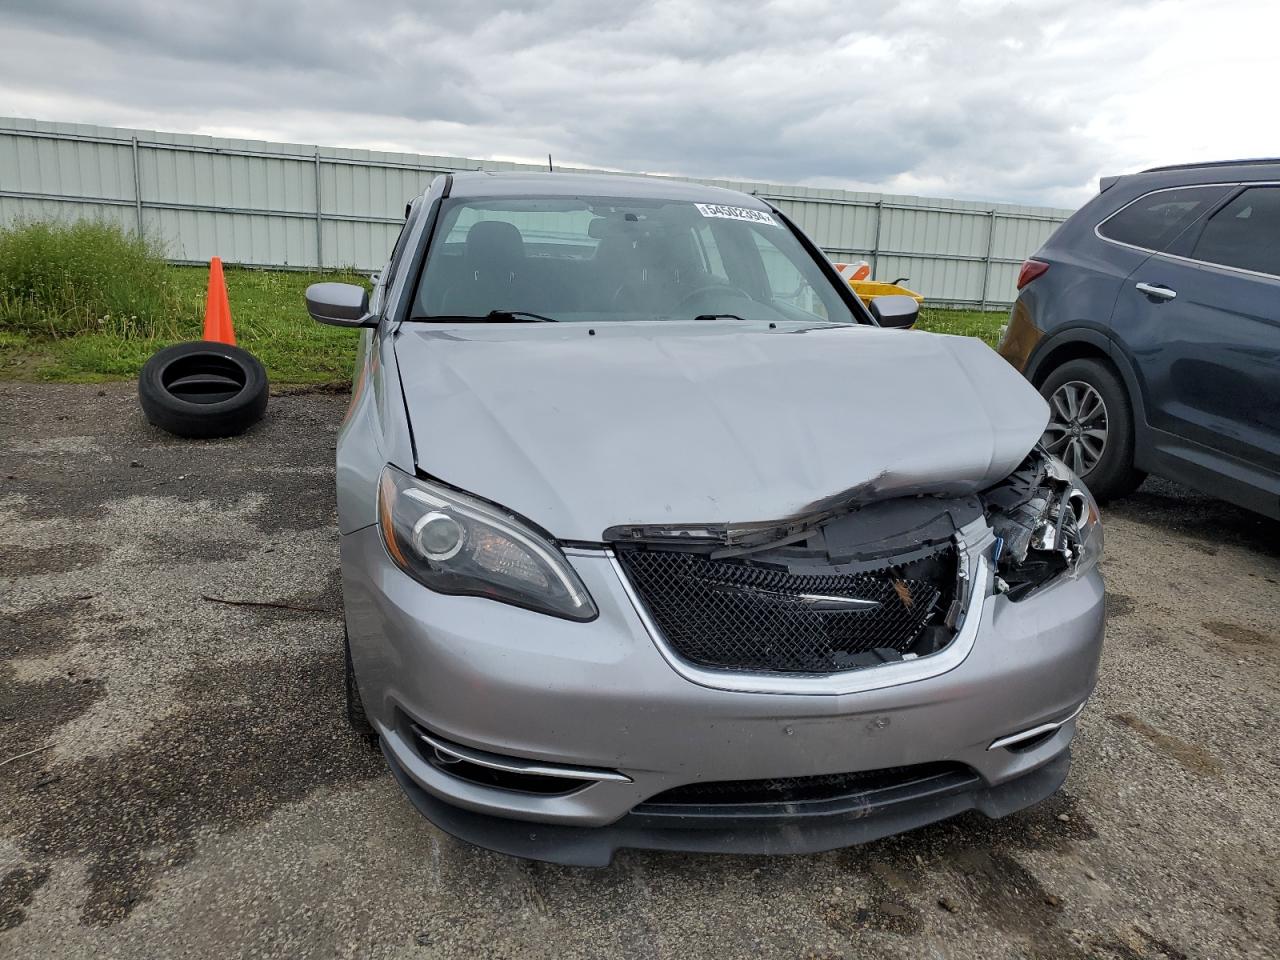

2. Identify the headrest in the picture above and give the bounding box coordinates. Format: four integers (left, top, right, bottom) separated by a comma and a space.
465, 220, 525, 265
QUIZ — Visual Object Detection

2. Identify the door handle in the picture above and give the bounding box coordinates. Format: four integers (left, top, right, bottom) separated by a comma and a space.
1135, 282, 1177, 301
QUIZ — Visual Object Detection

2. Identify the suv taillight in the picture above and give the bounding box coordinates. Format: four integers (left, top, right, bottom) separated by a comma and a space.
1016, 259, 1049, 289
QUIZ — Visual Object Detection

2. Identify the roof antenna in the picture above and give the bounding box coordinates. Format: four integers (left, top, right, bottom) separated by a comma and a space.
548, 153, 553, 172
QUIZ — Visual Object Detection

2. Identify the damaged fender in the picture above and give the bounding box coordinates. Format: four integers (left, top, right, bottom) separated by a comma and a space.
981, 448, 1104, 599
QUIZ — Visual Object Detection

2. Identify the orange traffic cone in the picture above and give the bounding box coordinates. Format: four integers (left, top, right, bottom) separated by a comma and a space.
202, 257, 236, 346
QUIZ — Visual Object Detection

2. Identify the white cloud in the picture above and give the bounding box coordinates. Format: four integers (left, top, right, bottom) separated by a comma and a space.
0, 0, 1274, 208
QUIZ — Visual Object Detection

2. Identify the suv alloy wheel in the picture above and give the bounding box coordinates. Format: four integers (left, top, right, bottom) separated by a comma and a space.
1038, 358, 1145, 501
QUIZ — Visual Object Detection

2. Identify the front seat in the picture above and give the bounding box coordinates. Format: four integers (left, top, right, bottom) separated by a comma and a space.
590, 231, 639, 309
441, 220, 527, 314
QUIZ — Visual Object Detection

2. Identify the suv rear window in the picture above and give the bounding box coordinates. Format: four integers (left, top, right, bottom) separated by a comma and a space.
1190, 186, 1280, 277
1097, 185, 1231, 251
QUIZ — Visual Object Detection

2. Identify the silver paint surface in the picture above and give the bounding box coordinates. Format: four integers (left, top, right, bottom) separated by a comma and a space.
395, 318, 1050, 540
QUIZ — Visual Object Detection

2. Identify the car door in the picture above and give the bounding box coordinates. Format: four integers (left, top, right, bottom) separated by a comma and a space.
1113, 184, 1280, 483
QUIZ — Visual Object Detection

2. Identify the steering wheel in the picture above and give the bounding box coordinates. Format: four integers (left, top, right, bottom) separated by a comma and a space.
609, 281, 646, 310
676, 283, 753, 309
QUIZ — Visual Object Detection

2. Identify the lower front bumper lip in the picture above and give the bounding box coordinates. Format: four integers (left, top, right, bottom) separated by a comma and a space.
382, 740, 1072, 867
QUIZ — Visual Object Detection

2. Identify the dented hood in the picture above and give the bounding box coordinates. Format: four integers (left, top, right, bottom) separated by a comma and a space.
395, 320, 1049, 541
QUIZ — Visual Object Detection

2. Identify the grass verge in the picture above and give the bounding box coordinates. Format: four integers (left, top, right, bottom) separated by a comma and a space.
1, 265, 1007, 385
0, 220, 185, 339
1, 265, 370, 385
917, 306, 1008, 344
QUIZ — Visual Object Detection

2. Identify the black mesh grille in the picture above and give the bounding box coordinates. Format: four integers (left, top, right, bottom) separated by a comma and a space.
617, 547, 955, 674
641, 762, 973, 808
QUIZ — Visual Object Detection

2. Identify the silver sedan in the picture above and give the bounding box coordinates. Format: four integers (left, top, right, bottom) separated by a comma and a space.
307, 171, 1105, 865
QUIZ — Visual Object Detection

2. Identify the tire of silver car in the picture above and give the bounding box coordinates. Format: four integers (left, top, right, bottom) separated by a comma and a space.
1038, 358, 1145, 502
344, 628, 379, 750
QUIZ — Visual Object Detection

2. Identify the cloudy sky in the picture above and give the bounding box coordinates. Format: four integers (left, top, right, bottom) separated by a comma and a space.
0, 0, 1273, 208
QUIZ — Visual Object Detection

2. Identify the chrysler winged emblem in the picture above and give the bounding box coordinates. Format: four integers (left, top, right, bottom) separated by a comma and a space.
796, 593, 883, 612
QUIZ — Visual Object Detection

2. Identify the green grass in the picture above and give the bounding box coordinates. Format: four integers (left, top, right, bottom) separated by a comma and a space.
1, 263, 370, 385
0, 221, 1005, 385
0, 220, 186, 340
916, 306, 1007, 346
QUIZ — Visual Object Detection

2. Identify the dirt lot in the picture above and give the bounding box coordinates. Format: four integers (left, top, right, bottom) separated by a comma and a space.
2, 382, 1277, 960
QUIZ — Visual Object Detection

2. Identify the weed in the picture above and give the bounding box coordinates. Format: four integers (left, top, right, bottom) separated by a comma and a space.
0, 220, 190, 339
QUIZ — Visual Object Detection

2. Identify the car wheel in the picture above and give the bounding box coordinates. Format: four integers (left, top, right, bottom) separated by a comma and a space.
1039, 358, 1145, 501
138, 341, 269, 439
344, 628, 379, 750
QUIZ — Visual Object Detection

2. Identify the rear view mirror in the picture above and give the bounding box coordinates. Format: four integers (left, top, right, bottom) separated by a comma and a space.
868, 294, 918, 329
305, 282, 373, 327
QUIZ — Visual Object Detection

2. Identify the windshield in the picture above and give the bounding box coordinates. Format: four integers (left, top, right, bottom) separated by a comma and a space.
412, 195, 857, 325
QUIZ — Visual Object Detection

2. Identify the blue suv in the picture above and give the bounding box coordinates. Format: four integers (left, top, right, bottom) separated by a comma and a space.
998, 159, 1280, 519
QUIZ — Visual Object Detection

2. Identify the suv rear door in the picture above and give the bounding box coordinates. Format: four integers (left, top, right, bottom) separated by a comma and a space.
1111, 184, 1280, 507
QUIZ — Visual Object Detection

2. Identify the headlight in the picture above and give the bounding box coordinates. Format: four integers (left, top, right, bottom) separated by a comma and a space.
377, 465, 597, 622
984, 450, 1103, 599
1062, 471, 1104, 575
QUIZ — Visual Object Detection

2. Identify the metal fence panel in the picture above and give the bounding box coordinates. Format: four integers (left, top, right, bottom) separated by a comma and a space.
145, 207, 317, 268
0, 196, 134, 231
991, 213, 1061, 262
770, 197, 879, 254
0, 116, 1075, 308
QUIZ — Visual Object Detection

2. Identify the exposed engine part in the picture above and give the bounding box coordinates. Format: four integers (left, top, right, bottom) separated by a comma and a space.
605, 494, 982, 562
981, 448, 1092, 600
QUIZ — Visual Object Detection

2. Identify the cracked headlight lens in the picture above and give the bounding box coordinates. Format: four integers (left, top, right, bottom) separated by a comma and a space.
377, 465, 597, 621
1061, 468, 1103, 575
986, 450, 1103, 599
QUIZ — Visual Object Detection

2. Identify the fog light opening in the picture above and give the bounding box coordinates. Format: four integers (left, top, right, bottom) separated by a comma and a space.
407, 722, 631, 796
987, 703, 1085, 752
431, 746, 462, 766
426, 752, 587, 795
1004, 728, 1058, 753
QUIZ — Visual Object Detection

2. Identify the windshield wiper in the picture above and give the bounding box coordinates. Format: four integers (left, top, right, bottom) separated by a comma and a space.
692, 314, 750, 322
487, 310, 558, 323
410, 310, 558, 323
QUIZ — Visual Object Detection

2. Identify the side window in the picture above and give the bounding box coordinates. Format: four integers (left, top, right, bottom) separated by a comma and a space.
747, 228, 829, 319
1189, 187, 1280, 277
1097, 185, 1231, 252
381, 206, 416, 289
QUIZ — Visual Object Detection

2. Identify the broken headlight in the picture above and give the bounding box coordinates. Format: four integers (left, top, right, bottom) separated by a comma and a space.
377, 465, 597, 621
982, 451, 1103, 600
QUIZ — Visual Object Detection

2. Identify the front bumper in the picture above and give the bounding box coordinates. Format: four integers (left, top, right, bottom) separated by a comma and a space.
384, 739, 1071, 866
342, 524, 1104, 851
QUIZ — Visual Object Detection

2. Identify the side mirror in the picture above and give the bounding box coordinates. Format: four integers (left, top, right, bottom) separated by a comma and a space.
868, 294, 918, 329
305, 282, 373, 327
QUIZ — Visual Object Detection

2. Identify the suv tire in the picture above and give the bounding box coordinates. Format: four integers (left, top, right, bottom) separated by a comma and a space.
1039, 358, 1145, 501
344, 629, 379, 750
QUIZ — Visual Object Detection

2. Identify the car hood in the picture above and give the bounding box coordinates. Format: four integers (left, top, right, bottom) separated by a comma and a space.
395, 320, 1049, 542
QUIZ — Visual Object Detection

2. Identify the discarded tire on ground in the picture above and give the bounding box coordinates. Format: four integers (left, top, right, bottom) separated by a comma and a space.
138, 340, 269, 439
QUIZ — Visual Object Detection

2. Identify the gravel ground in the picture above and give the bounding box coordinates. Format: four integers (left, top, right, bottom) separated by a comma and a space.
1, 382, 1277, 960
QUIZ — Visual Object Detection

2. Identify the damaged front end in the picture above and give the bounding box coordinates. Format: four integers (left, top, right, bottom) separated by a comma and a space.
981, 448, 1103, 600
608, 496, 991, 682
608, 448, 1101, 689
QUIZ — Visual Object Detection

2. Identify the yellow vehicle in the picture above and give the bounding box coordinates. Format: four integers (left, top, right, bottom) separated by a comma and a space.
830, 261, 925, 306
848, 279, 925, 307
